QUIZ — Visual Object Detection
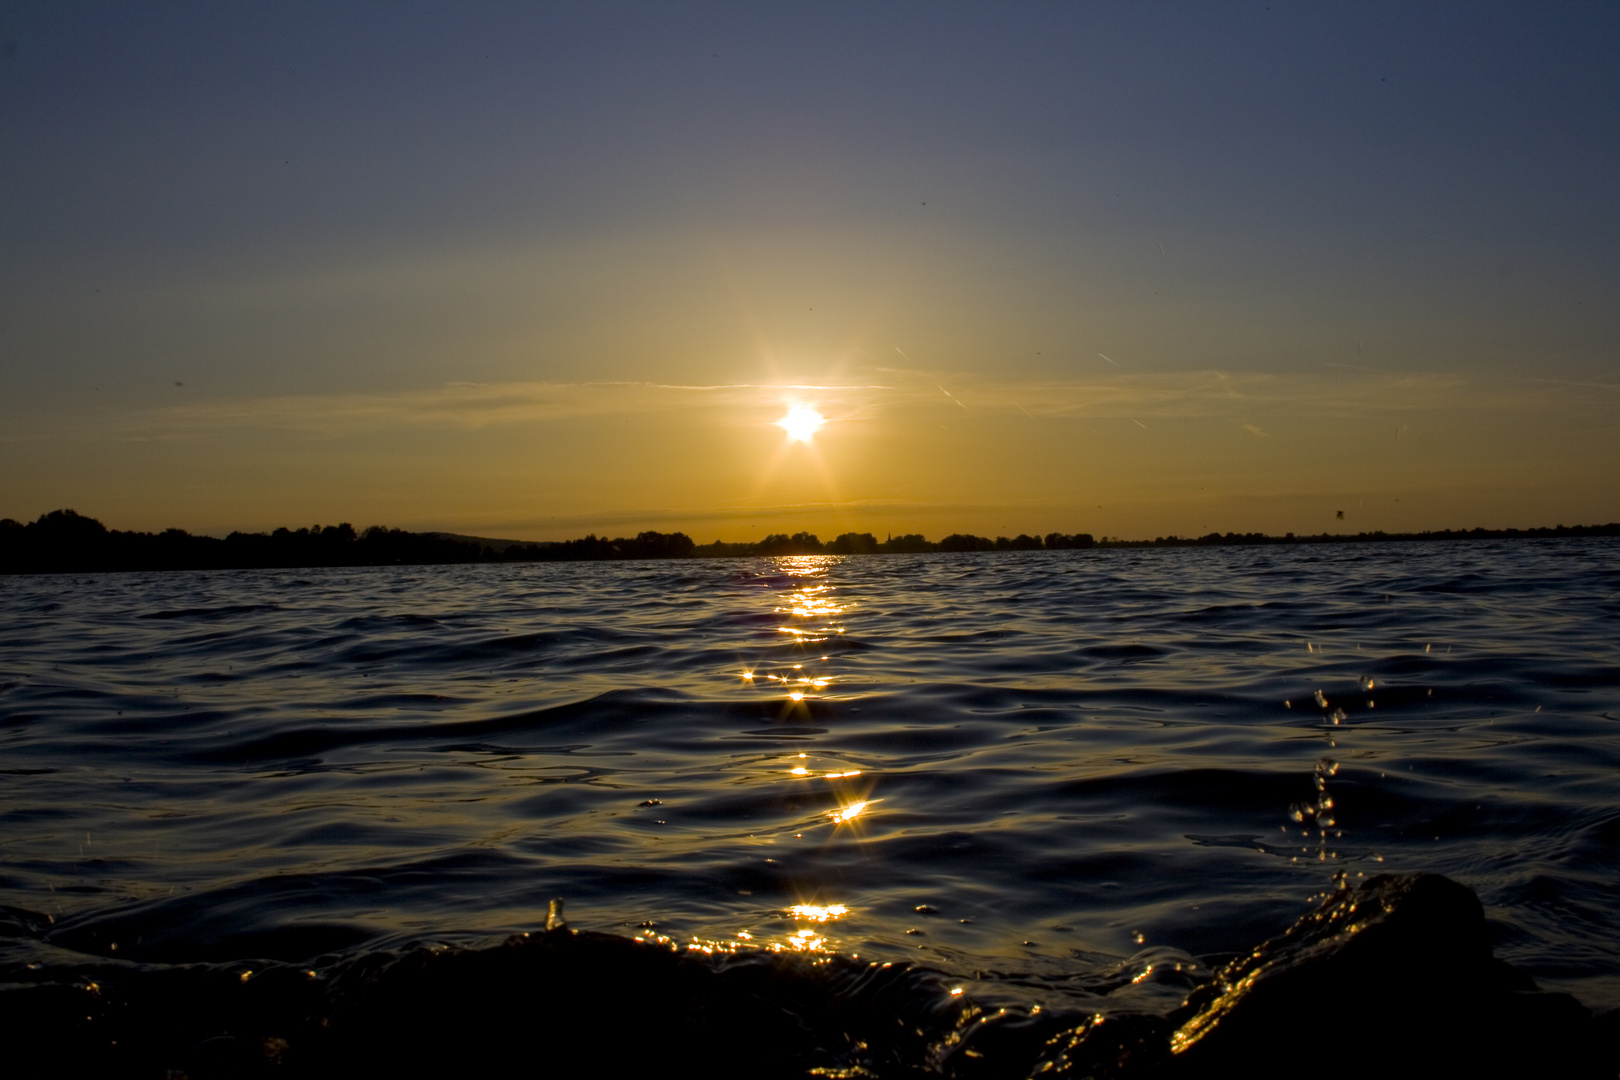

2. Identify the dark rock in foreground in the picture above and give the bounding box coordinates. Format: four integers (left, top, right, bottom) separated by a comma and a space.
1033, 874, 1613, 1079
1, 874, 1614, 1078
1, 925, 967, 1079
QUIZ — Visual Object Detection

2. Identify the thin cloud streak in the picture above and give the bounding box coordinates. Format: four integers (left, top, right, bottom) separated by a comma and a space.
480, 497, 1069, 536
124, 380, 892, 437
109, 367, 1615, 440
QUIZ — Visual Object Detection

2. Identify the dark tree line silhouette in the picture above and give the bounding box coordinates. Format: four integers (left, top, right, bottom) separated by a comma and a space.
1, 508, 1613, 575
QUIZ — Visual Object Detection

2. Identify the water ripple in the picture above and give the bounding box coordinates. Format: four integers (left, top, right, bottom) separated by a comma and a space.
0, 539, 1616, 1009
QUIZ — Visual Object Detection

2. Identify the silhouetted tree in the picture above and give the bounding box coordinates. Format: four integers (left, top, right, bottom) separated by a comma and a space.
5, 510, 1616, 575
690, 540, 756, 557
826, 532, 879, 554
937, 533, 993, 552
878, 534, 934, 553
1043, 533, 1095, 550
755, 532, 824, 556
615, 531, 696, 560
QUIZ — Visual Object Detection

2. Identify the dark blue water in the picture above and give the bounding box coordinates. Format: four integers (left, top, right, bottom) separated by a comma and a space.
2, 541, 1618, 1015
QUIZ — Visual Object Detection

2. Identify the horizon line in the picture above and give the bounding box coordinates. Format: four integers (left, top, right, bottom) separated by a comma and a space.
6, 508, 1618, 549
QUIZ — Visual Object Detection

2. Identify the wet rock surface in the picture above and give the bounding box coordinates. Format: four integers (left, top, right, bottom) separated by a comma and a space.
0, 927, 964, 1079
1028, 874, 1615, 1080
1, 875, 1614, 1078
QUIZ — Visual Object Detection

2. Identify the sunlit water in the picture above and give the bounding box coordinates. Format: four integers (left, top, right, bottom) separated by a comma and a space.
2, 541, 1617, 1012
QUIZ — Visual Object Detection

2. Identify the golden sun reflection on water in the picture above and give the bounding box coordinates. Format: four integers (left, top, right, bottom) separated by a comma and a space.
742, 661, 835, 704
779, 582, 845, 621
634, 901, 858, 959
775, 750, 879, 829
769, 901, 852, 952
829, 800, 869, 823
785, 928, 825, 951
764, 563, 849, 666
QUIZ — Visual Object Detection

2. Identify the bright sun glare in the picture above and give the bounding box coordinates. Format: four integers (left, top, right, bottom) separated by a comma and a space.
777, 404, 825, 443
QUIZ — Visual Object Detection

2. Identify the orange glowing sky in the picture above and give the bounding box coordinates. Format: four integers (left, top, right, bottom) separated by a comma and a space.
1, 3, 1615, 540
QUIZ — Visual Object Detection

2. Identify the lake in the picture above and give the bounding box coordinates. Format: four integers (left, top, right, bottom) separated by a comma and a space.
2, 540, 1617, 1067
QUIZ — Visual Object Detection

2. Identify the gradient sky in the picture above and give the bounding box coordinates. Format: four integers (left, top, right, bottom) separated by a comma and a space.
2, 2, 1615, 541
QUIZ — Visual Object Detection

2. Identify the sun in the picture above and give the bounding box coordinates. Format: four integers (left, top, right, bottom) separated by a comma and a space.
777, 404, 825, 443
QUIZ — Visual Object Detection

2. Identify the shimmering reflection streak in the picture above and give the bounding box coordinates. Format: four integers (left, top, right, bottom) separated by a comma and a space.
732, 557, 852, 720
784, 928, 826, 951
775, 903, 853, 953
829, 799, 870, 824
745, 561, 879, 954
764, 558, 849, 702
779, 749, 879, 833
665, 904, 859, 957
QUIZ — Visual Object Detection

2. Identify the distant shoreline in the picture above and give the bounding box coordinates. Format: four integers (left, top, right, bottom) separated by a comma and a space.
3, 509, 1616, 575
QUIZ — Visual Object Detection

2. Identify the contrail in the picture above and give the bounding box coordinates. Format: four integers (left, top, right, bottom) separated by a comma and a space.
894, 346, 911, 359
938, 385, 968, 410
1098, 353, 1120, 367
1131, 418, 1148, 429
1016, 403, 1035, 420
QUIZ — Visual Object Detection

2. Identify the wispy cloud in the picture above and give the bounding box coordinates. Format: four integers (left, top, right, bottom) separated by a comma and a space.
114, 366, 1615, 440
882, 367, 1615, 422
128, 380, 891, 437
475, 496, 1079, 537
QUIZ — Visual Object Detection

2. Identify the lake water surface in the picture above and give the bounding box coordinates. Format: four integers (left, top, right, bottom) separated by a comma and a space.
2, 541, 1617, 1022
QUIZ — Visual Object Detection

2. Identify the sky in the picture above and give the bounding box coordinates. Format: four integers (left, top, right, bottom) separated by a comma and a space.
1, 1, 1615, 542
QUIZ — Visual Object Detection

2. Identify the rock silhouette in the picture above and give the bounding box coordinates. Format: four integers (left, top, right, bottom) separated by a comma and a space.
0, 874, 1612, 1078
1030, 874, 1613, 1079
